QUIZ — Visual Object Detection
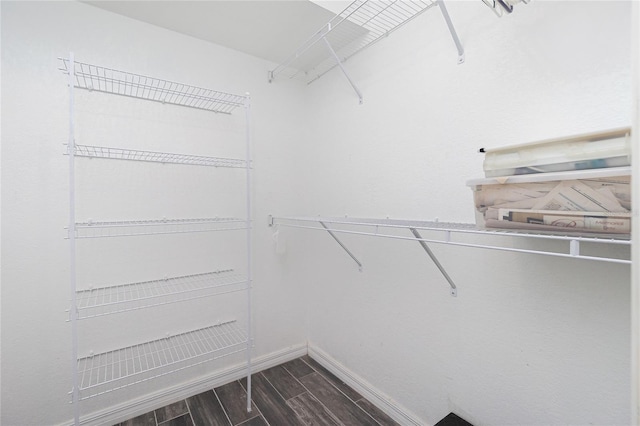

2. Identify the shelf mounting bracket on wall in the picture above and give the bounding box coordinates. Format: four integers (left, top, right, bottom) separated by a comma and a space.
437, 0, 465, 64
322, 34, 364, 104
320, 221, 364, 271
409, 228, 457, 297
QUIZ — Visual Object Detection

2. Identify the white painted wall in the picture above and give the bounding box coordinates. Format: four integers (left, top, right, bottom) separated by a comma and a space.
280, 1, 633, 424
631, 1, 639, 423
1, 2, 308, 424
1, 1, 635, 425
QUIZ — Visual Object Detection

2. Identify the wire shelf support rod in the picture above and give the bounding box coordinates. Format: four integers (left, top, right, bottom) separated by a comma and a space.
409, 227, 457, 296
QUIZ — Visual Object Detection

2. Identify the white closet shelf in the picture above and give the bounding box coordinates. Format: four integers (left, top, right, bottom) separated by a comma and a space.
76, 320, 247, 400
75, 270, 248, 319
268, 0, 463, 104
270, 0, 441, 84
71, 218, 248, 239
58, 58, 247, 114
66, 144, 247, 169
269, 216, 631, 265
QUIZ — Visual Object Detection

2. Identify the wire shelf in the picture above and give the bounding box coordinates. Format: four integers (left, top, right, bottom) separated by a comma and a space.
77, 320, 248, 400
76, 270, 248, 319
270, 216, 631, 264
270, 0, 438, 83
59, 58, 246, 114
71, 218, 248, 239
66, 144, 247, 168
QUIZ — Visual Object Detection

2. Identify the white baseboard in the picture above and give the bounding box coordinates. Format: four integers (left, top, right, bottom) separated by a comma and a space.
64, 344, 308, 426
308, 344, 425, 426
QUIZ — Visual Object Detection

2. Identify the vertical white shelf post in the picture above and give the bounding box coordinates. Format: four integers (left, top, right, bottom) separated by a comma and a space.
66, 51, 80, 426
244, 94, 253, 412
631, 2, 640, 423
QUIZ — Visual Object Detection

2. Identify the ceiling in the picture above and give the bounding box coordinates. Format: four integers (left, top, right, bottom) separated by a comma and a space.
84, 1, 349, 65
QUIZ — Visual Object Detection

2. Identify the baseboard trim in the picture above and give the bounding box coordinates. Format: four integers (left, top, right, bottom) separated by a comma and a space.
63, 344, 308, 426
308, 344, 424, 426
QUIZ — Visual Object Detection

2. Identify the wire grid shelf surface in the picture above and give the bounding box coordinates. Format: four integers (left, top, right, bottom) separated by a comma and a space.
59, 58, 246, 114
76, 270, 248, 319
271, 0, 438, 82
72, 218, 248, 238
275, 216, 631, 243
77, 320, 247, 399
67, 144, 246, 168
271, 216, 631, 264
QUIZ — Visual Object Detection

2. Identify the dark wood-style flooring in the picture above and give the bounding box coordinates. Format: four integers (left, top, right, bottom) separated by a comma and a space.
117, 356, 399, 426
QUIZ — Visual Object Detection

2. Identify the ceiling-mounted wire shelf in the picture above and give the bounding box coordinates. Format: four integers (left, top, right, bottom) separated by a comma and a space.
66, 144, 247, 168
70, 217, 247, 239
58, 58, 246, 114
76, 320, 248, 400
75, 270, 248, 319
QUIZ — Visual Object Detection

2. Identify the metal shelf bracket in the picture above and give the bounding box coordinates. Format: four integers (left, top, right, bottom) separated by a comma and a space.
320, 221, 364, 271
322, 37, 364, 104
437, 0, 465, 64
409, 228, 458, 297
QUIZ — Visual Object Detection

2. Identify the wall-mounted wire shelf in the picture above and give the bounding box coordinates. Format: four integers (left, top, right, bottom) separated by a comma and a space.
66, 144, 247, 169
75, 270, 248, 319
268, 0, 463, 103
270, 216, 631, 296
76, 320, 247, 400
270, 216, 631, 264
271, 0, 437, 83
58, 58, 247, 114
71, 217, 247, 239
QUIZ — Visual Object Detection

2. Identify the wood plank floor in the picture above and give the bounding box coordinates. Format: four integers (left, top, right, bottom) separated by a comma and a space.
117, 356, 398, 426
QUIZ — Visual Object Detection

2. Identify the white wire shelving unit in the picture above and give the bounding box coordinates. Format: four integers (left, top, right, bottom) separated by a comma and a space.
75, 270, 248, 319
268, 0, 464, 103
269, 216, 631, 296
77, 320, 248, 400
61, 54, 253, 425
